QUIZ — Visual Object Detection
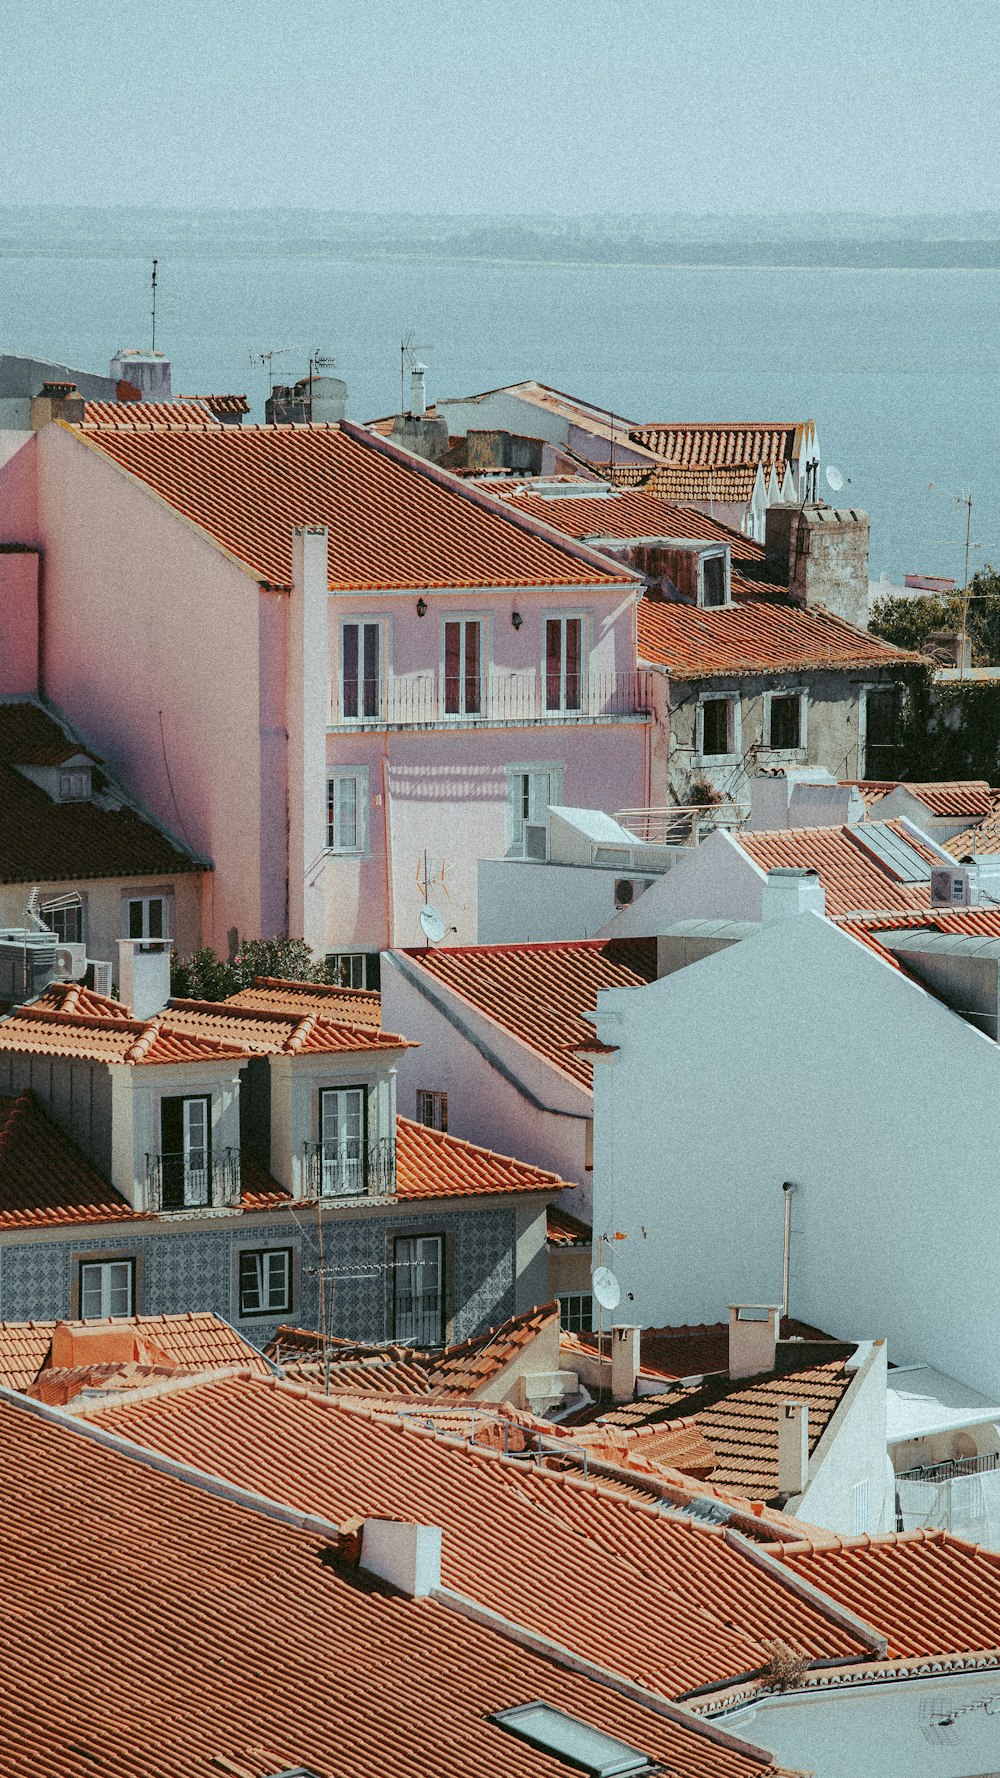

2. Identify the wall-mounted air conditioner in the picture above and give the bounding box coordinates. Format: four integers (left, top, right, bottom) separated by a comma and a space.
614, 877, 644, 909
89, 959, 113, 997
930, 866, 974, 908
52, 942, 87, 981
523, 822, 548, 863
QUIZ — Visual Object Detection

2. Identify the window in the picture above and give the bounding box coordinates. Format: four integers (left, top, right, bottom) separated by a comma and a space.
327, 951, 380, 990
415, 1089, 448, 1131
443, 618, 484, 715
700, 553, 727, 607
341, 620, 381, 720
320, 1086, 367, 1194
863, 685, 902, 777
545, 615, 583, 713
700, 697, 733, 759
41, 900, 84, 945
160, 1094, 211, 1209
59, 767, 91, 801
506, 763, 564, 855
767, 693, 804, 751
79, 1258, 134, 1319
559, 1293, 593, 1333
125, 894, 171, 943
327, 770, 367, 853
394, 1233, 444, 1345
492, 1703, 650, 1777
239, 1247, 292, 1317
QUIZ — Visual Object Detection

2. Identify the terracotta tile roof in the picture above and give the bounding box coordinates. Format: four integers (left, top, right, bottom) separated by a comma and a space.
82, 400, 220, 427
404, 937, 657, 1087
642, 462, 764, 504
0, 1310, 269, 1391
72, 420, 636, 592
630, 425, 803, 472
270, 1304, 560, 1398
844, 779, 995, 818
836, 905, 1000, 966
227, 975, 382, 1027
496, 486, 766, 561
945, 798, 1000, 859
567, 1318, 837, 1382
547, 1204, 592, 1246
425, 1302, 560, 1393
85, 1372, 875, 1698
162, 996, 410, 1056
27, 1359, 182, 1404
181, 392, 251, 416
637, 595, 918, 679
0, 1003, 250, 1064
0, 698, 204, 884
395, 1116, 568, 1197
238, 1150, 295, 1211
0, 1090, 135, 1230
33, 981, 133, 1019
0, 1392, 792, 1778
737, 821, 941, 917
776, 1528, 1000, 1660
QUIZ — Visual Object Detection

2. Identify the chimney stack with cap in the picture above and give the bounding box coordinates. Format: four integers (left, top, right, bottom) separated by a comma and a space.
610, 1325, 641, 1402
728, 1304, 781, 1379
777, 1400, 810, 1497
762, 867, 826, 924
359, 1520, 442, 1596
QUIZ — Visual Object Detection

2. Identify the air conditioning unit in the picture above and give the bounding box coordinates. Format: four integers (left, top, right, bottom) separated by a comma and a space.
614, 877, 646, 909
930, 866, 974, 908
523, 822, 548, 863
88, 959, 113, 997
52, 942, 87, 981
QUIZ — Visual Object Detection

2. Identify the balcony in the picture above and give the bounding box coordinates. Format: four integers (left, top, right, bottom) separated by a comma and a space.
329, 671, 653, 732
615, 802, 748, 845
145, 1147, 241, 1213
303, 1136, 396, 1199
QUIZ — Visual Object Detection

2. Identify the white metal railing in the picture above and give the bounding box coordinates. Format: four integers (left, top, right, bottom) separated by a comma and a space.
614, 802, 748, 846
330, 670, 653, 731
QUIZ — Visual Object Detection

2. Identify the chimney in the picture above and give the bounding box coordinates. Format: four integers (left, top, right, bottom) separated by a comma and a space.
777, 1399, 810, 1496
51, 1322, 140, 1368
410, 362, 427, 418
761, 867, 826, 924
728, 1304, 781, 1379
765, 503, 871, 629
30, 382, 85, 429
610, 1325, 641, 1402
359, 1519, 442, 1596
118, 940, 171, 1019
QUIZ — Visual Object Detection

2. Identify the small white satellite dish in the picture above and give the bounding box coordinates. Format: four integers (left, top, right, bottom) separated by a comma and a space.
825, 464, 845, 493
419, 903, 447, 944
591, 1266, 621, 1311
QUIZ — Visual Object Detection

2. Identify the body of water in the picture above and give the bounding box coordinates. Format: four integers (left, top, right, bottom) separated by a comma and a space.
1, 248, 997, 583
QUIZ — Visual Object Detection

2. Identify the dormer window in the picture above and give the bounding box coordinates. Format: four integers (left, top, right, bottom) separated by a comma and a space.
698, 551, 729, 608
59, 766, 91, 801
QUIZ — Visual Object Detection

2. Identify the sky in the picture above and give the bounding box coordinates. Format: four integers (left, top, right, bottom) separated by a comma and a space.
3, 0, 999, 216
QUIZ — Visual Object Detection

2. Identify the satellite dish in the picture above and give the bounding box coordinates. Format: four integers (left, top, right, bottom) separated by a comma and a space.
591, 1266, 621, 1311
419, 903, 447, 944
825, 464, 845, 493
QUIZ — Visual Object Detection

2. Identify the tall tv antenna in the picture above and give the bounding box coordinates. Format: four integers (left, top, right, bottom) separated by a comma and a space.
926, 485, 981, 682
250, 346, 300, 420
400, 330, 432, 415
150, 258, 158, 352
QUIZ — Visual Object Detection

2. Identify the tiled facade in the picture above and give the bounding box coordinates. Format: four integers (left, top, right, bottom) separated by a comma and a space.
0, 1204, 517, 1351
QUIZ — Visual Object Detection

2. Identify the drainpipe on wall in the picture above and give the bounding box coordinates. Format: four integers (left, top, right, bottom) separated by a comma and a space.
782, 1180, 797, 1317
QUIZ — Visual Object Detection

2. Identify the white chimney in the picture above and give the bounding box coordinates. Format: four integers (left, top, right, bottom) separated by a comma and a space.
359, 1519, 442, 1596
611, 1325, 641, 1402
777, 1399, 810, 1496
410, 362, 427, 418
118, 940, 171, 1019
761, 867, 826, 924
728, 1304, 781, 1379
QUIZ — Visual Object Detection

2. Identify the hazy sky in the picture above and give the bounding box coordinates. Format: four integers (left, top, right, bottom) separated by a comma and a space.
4, 0, 999, 216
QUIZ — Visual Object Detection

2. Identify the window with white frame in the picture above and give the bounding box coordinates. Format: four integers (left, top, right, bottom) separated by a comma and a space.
767, 692, 805, 751
341, 620, 382, 721
506, 762, 564, 856
545, 615, 584, 713
59, 766, 91, 801
79, 1258, 134, 1319
699, 552, 728, 608
238, 1247, 292, 1317
327, 951, 369, 989
394, 1233, 444, 1345
41, 898, 85, 945
125, 893, 172, 943
319, 1085, 367, 1194
415, 1089, 448, 1132
698, 696, 738, 760
443, 617, 485, 716
327, 769, 368, 853
159, 1095, 212, 1210
558, 1293, 593, 1333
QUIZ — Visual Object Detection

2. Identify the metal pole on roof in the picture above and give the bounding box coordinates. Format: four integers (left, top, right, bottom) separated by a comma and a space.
150, 259, 158, 353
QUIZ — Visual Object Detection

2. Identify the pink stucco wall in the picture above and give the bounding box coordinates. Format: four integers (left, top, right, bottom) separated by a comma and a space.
0, 549, 39, 693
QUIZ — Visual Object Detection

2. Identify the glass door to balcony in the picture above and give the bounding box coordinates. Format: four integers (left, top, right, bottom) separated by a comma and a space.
342, 621, 381, 721
393, 1233, 444, 1346
320, 1086, 366, 1194
545, 616, 583, 714
160, 1094, 211, 1209
443, 619, 483, 716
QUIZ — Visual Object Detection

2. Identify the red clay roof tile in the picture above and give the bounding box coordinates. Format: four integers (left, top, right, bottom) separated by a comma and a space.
637, 595, 918, 679
227, 975, 382, 1027
0, 1310, 270, 1391
630, 425, 803, 472
738, 821, 941, 917
395, 1117, 567, 1198
0, 1091, 135, 1230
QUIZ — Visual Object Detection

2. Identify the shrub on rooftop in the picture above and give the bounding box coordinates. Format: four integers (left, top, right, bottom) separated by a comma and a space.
170, 936, 331, 1002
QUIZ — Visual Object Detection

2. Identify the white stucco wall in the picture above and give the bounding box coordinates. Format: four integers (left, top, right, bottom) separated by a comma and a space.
596, 829, 766, 937
478, 859, 662, 944
590, 911, 1000, 1396
795, 1341, 893, 1537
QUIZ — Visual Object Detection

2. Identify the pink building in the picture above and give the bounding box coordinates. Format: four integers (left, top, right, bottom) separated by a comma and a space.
0, 419, 656, 977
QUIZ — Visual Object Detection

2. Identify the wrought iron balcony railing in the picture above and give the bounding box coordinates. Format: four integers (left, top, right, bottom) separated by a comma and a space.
330, 670, 653, 731
145, 1147, 241, 1213
302, 1136, 396, 1199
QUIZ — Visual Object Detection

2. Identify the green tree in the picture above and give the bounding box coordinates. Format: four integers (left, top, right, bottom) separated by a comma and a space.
870, 567, 1000, 665
170, 936, 328, 1002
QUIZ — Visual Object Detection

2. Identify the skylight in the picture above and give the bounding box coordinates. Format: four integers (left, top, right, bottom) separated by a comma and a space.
852, 823, 934, 884
492, 1703, 652, 1775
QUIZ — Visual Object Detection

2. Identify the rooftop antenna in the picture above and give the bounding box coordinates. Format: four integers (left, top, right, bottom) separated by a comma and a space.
927, 485, 980, 683
400, 331, 432, 415
150, 258, 158, 353
250, 346, 300, 421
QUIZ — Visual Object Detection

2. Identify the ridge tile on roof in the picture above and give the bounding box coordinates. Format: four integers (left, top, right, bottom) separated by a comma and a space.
738, 821, 940, 917
637, 596, 920, 680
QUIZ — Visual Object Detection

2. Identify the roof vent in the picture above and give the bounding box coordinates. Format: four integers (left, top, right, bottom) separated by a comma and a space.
492, 1703, 651, 1776
359, 1519, 442, 1596
728, 1303, 780, 1379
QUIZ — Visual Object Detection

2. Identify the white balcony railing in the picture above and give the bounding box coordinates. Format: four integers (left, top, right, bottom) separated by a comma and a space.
615, 802, 748, 846
329, 670, 653, 731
